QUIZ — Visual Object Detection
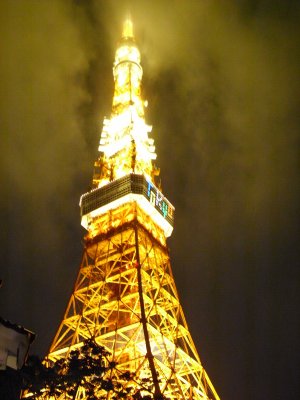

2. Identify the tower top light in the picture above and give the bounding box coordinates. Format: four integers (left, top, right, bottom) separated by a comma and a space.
122, 17, 134, 39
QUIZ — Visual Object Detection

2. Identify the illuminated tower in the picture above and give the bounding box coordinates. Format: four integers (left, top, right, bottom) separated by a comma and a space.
47, 19, 219, 400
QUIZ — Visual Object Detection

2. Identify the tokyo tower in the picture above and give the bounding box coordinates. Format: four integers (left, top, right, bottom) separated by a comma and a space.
46, 19, 220, 400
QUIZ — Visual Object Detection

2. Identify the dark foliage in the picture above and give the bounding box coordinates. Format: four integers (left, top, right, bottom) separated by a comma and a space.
21, 338, 166, 400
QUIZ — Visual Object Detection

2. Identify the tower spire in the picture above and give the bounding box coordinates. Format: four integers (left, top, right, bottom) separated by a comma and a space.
91, 16, 157, 190
122, 15, 134, 39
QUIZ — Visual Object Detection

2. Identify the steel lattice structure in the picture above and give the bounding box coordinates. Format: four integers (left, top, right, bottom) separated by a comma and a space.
45, 18, 220, 400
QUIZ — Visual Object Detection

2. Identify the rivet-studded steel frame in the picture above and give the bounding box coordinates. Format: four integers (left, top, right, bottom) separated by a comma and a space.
47, 203, 219, 400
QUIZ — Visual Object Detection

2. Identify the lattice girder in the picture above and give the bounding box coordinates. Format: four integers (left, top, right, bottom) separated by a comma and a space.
46, 216, 218, 399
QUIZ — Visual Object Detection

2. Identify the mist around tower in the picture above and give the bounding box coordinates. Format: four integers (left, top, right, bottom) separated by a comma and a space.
0, 2, 299, 400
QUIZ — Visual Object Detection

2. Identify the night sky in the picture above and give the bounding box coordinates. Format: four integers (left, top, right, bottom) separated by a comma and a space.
1, 1, 299, 399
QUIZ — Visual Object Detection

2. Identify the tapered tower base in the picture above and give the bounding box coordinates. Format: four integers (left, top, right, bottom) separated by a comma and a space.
48, 201, 218, 399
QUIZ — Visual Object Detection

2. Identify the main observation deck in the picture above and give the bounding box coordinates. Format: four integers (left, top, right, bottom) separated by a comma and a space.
80, 174, 174, 237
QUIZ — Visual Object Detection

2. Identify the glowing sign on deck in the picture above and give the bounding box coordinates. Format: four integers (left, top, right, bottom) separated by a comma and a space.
146, 180, 174, 221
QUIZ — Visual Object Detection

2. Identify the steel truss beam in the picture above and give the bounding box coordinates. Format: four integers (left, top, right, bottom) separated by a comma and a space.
47, 205, 219, 400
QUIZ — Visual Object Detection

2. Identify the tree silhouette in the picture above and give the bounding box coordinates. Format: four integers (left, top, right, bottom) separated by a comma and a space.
21, 338, 165, 400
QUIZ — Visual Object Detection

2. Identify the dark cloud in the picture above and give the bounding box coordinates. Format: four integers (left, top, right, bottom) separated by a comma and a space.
0, 0, 96, 353
1, 1, 299, 399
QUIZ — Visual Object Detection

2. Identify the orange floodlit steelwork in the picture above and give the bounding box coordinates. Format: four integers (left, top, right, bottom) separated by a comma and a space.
46, 19, 220, 399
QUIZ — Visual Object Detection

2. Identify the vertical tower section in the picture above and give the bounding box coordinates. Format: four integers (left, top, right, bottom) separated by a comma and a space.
47, 18, 219, 400
92, 18, 159, 190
